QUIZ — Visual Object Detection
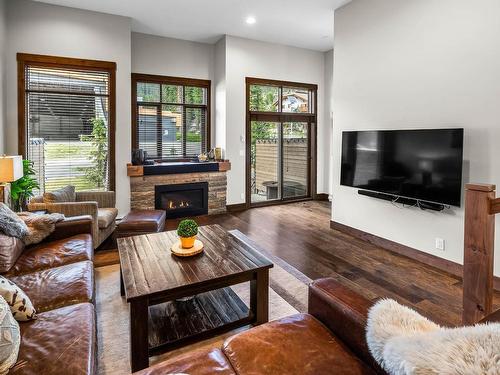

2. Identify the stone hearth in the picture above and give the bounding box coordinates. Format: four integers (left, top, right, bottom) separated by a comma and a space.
130, 171, 227, 215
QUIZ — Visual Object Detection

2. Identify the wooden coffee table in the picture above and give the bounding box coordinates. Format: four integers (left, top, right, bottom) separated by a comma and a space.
117, 224, 273, 372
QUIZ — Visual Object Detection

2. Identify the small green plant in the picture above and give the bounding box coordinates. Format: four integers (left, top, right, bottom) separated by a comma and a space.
10, 159, 40, 212
177, 219, 198, 238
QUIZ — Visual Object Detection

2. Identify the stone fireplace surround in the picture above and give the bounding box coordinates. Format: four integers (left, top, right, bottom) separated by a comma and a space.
128, 162, 229, 216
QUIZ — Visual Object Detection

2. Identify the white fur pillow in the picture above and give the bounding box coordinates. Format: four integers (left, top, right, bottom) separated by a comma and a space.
366, 299, 500, 375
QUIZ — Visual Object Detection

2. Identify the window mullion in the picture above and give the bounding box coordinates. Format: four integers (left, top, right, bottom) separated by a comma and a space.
156, 104, 162, 159
182, 104, 187, 157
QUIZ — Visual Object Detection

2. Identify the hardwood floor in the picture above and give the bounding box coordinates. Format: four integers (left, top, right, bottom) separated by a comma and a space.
95, 200, 500, 326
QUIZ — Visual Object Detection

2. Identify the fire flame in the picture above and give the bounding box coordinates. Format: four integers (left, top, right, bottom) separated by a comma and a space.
167, 200, 191, 209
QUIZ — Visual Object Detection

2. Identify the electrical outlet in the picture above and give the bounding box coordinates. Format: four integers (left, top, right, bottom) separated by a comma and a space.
239, 149, 245, 156
240, 193, 245, 200
435, 238, 445, 251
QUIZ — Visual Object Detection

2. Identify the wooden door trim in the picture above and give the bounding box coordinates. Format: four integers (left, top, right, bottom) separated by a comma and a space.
245, 77, 317, 208
131, 73, 212, 159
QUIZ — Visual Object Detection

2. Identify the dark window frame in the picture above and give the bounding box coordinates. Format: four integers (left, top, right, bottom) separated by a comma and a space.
245, 77, 318, 208
131, 73, 211, 161
17, 53, 117, 191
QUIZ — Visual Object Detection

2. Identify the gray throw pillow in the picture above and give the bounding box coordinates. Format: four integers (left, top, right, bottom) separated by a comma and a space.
0, 204, 28, 239
43, 185, 76, 203
0, 295, 20, 375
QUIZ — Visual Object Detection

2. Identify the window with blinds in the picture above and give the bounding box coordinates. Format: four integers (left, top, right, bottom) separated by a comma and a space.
132, 74, 211, 160
19, 55, 116, 194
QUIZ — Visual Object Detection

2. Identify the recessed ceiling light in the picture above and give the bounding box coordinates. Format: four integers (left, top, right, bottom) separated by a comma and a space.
246, 16, 256, 25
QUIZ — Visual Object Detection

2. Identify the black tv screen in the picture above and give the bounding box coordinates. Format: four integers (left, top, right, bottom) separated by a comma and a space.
340, 128, 464, 207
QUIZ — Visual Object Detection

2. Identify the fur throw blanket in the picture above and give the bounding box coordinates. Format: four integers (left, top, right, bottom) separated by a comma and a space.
16, 212, 65, 245
0, 203, 28, 239
366, 299, 500, 375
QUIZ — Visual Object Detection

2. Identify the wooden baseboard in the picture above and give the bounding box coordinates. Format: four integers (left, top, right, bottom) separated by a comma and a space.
314, 193, 329, 201
226, 203, 247, 212
330, 220, 500, 291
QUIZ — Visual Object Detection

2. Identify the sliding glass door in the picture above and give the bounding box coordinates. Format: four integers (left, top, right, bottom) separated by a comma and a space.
251, 121, 281, 203
246, 78, 317, 207
282, 122, 309, 199
250, 121, 310, 204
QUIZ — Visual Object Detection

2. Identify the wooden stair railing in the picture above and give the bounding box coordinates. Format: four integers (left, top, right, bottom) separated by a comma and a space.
463, 183, 499, 324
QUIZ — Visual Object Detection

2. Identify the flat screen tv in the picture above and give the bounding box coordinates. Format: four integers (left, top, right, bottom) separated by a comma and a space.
340, 128, 464, 207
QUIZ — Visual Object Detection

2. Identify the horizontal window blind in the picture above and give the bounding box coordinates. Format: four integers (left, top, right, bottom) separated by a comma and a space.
25, 65, 111, 193
135, 79, 209, 160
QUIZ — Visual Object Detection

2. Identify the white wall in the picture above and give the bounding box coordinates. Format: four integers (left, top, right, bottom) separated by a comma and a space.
2, 1, 332, 212
332, 0, 500, 275
0, 0, 6, 154
214, 36, 227, 154
224, 35, 327, 204
324, 49, 334, 198
132, 32, 214, 80
5, 0, 132, 215
131, 32, 215, 145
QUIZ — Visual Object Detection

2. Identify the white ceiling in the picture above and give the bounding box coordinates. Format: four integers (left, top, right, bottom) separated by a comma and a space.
32, 0, 350, 51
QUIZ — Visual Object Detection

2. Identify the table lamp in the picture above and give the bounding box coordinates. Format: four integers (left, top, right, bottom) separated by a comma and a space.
0, 155, 23, 205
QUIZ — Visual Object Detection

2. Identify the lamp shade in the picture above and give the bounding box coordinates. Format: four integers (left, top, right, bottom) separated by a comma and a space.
0, 156, 23, 182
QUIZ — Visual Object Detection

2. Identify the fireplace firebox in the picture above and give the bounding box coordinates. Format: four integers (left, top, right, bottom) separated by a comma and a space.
155, 182, 208, 219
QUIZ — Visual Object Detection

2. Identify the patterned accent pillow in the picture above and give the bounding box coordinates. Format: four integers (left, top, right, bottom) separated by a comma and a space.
0, 276, 37, 321
43, 185, 76, 203
0, 296, 20, 375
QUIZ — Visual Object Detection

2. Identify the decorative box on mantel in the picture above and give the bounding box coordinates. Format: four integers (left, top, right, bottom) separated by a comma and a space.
128, 161, 231, 217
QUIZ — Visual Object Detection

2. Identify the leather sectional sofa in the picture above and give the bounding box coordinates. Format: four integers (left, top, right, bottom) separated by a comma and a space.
136, 278, 381, 375
136, 277, 500, 375
0, 216, 96, 374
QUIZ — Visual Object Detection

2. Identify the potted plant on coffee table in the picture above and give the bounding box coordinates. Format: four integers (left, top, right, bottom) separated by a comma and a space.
177, 219, 198, 249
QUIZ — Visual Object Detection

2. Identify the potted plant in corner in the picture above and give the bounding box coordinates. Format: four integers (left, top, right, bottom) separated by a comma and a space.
10, 159, 39, 212
177, 219, 198, 249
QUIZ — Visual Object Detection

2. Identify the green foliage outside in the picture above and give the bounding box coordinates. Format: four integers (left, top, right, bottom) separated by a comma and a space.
249, 85, 278, 172
43, 143, 101, 192
10, 160, 39, 212
176, 133, 202, 142
177, 219, 198, 238
250, 84, 279, 112
79, 118, 108, 189
46, 176, 95, 192
46, 143, 91, 159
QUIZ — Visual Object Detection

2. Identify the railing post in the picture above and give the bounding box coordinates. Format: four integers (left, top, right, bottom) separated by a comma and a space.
463, 183, 496, 324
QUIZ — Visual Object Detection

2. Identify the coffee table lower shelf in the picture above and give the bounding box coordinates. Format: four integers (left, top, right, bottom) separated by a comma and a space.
148, 286, 252, 355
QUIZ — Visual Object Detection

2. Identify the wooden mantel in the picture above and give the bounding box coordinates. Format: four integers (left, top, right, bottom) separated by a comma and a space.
463, 183, 499, 324
127, 161, 231, 177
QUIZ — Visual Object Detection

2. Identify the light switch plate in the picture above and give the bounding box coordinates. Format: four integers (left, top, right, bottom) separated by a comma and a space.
435, 238, 445, 251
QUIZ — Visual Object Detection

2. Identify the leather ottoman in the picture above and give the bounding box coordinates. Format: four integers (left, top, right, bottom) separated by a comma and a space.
115, 210, 166, 239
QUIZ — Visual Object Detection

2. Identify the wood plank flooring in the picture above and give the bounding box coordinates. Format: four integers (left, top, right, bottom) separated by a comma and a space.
96, 200, 500, 326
